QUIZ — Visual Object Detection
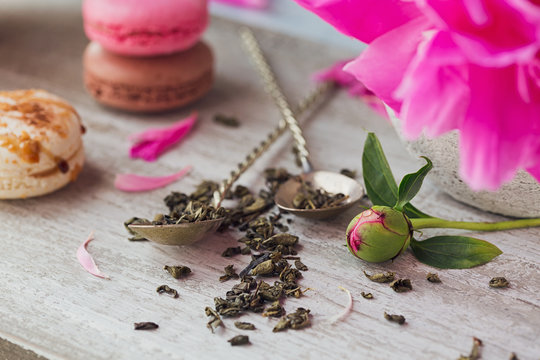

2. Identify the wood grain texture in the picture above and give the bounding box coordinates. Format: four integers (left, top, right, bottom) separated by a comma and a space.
0, 3, 539, 360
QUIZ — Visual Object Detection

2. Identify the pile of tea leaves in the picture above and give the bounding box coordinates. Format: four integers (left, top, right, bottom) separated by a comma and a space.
291, 176, 348, 210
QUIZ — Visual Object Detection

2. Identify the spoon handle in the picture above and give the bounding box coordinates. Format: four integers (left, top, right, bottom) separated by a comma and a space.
215, 81, 333, 207
240, 27, 314, 174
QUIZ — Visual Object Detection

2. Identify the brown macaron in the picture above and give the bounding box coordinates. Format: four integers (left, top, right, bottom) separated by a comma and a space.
83, 41, 214, 113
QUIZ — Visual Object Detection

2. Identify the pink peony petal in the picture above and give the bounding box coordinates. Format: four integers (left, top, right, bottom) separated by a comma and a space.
313, 59, 387, 118
129, 112, 197, 162
293, 0, 422, 44
77, 232, 109, 279
344, 17, 431, 112
459, 64, 540, 190
395, 31, 470, 139
114, 166, 192, 192
211, 0, 269, 9
421, 0, 540, 67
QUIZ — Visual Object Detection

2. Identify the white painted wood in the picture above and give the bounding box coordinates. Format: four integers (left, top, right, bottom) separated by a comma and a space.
0, 4, 538, 360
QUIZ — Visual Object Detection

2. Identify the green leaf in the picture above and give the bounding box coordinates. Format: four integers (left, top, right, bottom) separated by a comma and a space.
362, 133, 399, 206
362, 133, 432, 218
403, 203, 432, 219
395, 156, 433, 211
410, 236, 502, 269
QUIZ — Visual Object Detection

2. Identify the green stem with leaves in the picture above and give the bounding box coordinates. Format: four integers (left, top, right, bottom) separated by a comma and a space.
410, 217, 540, 232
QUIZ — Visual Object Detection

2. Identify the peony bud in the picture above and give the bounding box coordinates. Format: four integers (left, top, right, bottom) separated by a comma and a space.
346, 206, 412, 263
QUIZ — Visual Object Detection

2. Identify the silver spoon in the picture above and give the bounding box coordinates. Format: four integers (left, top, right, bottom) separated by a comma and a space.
240, 28, 365, 220
128, 83, 333, 245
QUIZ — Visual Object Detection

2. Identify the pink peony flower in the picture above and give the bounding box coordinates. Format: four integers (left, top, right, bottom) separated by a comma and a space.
296, 0, 540, 191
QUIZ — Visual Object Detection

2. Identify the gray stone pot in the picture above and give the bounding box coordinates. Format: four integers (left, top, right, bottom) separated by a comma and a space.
388, 109, 540, 218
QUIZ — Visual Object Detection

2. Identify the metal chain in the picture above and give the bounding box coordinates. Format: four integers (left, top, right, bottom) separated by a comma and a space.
214, 82, 333, 207
240, 27, 314, 174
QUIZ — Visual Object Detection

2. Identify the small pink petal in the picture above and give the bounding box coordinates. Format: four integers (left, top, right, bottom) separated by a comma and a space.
211, 0, 269, 9
77, 232, 109, 279
114, 166, 192, 192
129, 112, 197, 162
294, 0, 423, 44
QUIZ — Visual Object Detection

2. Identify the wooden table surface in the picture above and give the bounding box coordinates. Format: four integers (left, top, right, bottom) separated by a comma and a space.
0, 3, 539, 360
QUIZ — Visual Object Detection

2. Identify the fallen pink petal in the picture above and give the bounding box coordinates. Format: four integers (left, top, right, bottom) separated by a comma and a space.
114, 166, 193, 192
129, 112, 197, 162
77, 232, 109, 279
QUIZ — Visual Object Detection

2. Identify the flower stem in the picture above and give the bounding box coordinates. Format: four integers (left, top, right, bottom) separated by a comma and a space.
410, 217, 540, 232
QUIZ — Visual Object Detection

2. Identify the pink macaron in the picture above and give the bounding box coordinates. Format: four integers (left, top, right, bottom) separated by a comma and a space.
82, 0, 209, 56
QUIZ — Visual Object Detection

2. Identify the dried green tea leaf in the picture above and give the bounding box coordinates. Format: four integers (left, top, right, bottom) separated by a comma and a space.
164, 265, 191, 279
361, 292, 373, 299
222, 246, 242, 257
426, 273, 441, 283
156, 285, 179, 298
134, 322, 159, 330
364, 271, 395, 283
234, 321, 255, 330
214, 114, 240, 128
273, 308, 311, 332
219, 265, 240, 282
389, 279, 413, 293
262, 301, 285, 318
294, 259, 308, 271
458, 337, 482, 360
205, 307, 223, 333
291, 177, 348, 210
489, 277, 509, 288
384, 312, 405, 325
340, 169, 357, 179
250, 259, 275, 276
228, 335, 250, 346
509, 353, 519, 360
124, 217, 150, 241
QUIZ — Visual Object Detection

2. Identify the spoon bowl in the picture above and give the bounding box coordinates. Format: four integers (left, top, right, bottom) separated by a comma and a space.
275, 171, 364, 219
129, 218, 223, 246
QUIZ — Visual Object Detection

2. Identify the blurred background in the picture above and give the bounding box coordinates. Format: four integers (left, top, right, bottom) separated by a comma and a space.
1, 0, 363, 50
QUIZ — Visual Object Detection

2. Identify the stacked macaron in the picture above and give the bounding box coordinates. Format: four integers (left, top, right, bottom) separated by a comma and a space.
82, 0, 214, 112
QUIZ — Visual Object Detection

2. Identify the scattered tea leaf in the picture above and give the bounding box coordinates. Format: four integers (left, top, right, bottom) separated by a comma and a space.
220, 265, 240, 282
205, 307, 223, 333
384, 312, 405, 325
273, 308, 311, 332
458, 337, 482, 360
361, 292, 373, 299
509, 353, 519, 360
294, 259, 308, 271
164, 265, 191, 279
390, 279, 412, 293
228, 335, 250, 346
426, 273, 441, 283
291, 177, 348, 210
250, 259, 275, 276
489, 277, 509, 288
410, 236, 502, 269
340, 168, 357, 179
262, 301, 285, 318
134, 322, 159, 330
222, 246, 242, 257
364, 270, 395, 283
234, 321, 256, 330
156, 285, 179, 298
214, 114, 241, 128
